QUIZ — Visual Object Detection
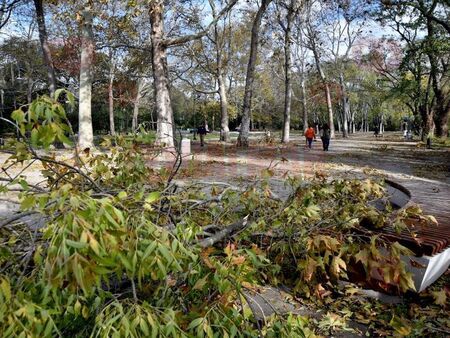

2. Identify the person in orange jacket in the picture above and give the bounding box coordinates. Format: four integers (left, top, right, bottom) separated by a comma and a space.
304, 126, 316, 149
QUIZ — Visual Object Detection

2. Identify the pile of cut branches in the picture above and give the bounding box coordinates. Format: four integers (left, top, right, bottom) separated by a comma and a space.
0, 94, 447, 337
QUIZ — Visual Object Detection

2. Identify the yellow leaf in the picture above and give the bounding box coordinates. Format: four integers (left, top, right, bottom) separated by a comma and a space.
231, 256, 246, 265
88, 234, 100, 255
0, 278, 11, 302
74, 300, 81, 315
389, 315, 411, 336
432, 290, 447, 306
193, 275, 209, 291
82, 305, 89, 319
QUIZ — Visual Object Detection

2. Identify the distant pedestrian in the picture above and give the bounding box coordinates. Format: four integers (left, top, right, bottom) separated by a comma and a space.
304, 126, 316, 149
197, 124, 208, 147
374, 126, 379, 137
320, 123, 331, 151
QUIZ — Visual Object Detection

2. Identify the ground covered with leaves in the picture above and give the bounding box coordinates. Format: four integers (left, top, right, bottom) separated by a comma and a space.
0, 94, 449, 337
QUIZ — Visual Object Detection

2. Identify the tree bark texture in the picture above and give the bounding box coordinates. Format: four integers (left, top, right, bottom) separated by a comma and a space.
237, 0, 272, 147
149, 1, 174, 148
339, 73, 349, 138
311, 47, 335, 138
281, 5, 294, 144
34, 0, 56, 96
132, 78, 144, 131
300, 73, 308, 131
425, 16, 449, 138
211, 1, 230, 143
218, 71, 230, 142
78, 6, 95, 150
108, 69, 115, 136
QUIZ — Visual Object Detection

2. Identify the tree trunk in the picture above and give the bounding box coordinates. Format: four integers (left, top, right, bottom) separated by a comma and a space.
218, 72, 230, 142
108, 70, 115, 136
237, 0, 272, 147
425, 17, 449, 138
217, 70, 230, 142
26, 78, 33, 104
420, 104, 434, 141
78, 6, 95, 150
132, 77, 144, 131
149, 1, 174, 148
435, 107, 449, 137
211, 2, 230, 143
301, 73, 308, 131
281, 6, 294, 144
34, 0, 56, 96
339, 73, 349, 138
311, 48, 335, 138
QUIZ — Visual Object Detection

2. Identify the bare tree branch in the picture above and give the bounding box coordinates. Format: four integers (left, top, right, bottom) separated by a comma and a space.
163, 0, 238, 47
198, 215, 249, 248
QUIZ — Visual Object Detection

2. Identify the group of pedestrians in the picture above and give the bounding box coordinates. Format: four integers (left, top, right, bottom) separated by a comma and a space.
194, 122, 331, 151
304, 124, 331, 151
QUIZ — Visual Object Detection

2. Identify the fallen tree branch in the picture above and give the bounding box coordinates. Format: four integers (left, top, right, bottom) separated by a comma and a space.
198, 215, 249, 248
0, 211, 38, 229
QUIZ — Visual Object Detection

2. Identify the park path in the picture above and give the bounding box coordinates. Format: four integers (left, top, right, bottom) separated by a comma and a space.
159, 132, 450, 230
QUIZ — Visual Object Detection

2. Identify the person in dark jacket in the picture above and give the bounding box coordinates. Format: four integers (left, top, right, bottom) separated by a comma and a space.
319, 123, 331, 151
197, 125, 208, 147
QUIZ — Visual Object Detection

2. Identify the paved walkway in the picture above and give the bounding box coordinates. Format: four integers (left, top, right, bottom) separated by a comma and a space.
152, 132, 450, 235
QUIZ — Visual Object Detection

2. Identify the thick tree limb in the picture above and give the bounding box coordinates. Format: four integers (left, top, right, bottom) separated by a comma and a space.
198, 215, 249, 248
0, 211, 38, 229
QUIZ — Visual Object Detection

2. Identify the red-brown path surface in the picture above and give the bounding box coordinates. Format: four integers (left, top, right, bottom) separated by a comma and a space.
148, 132, 450, 255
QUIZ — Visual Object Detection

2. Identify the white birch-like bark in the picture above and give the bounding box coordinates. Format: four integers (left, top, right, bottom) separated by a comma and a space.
150, 1, 174, 148
78, 6, 94, 150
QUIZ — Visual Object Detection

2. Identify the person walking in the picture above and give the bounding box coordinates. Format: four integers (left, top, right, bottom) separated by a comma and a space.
197, 124, 208, 147
320, 123, 331, 151
304, 126, 316, 149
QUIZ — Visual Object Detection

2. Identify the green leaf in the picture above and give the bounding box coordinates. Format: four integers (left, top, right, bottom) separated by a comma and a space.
21, 195, 36, 210
11, 109, 25, 123
66, 239, 88, 249
0, 278, 11, 302
145, 192, 161, 204
119, 254, 133, 271
140, 318, 150, 336
188, 317, 204, 330
158, 243, 173, 264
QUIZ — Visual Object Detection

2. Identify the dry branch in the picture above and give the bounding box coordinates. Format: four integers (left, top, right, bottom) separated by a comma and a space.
198, 215, 249, 248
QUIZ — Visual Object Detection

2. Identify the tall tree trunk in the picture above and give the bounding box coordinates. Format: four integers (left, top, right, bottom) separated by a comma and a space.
425, 17, 449, 138
300, 73, 308, 131
34, 0, 56, 96
311, 48, 335, 138
26, 78, 33, 104
108, 70, 115, 136
132, 77, 144, 131
435, 106, 449, 137
211, 1, 230, 143
149, 1, 174, 148
237, 0, 272, 147
339, 73, 349, 138
218, 72, 230, 142
281, 5, 294, 144
297, 27, 308, 131
420, 104, 434, 141
78, 6, 95, 150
